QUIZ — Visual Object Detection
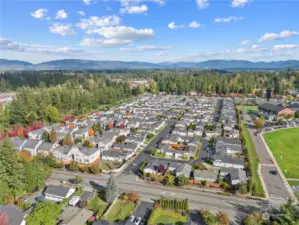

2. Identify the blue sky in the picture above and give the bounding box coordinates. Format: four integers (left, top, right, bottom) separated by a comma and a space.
0, 0, 299, 63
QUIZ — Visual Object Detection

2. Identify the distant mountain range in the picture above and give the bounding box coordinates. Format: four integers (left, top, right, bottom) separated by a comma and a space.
1, 59, 299, 71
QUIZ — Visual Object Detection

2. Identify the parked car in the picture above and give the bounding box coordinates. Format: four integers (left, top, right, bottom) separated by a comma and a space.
128, 216, 135, 222
270, 170, 278, 175
35, 195, 45, 202
134, 217, 142, 225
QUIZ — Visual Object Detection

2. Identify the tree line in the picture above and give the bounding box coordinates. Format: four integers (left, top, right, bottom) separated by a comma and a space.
0, 139, 52, 204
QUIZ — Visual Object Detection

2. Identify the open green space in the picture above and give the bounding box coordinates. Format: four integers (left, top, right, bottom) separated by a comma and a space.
103, 200, 136, 222
238, 105, 259, 114
147, 208, 187, 225
264, 128, 299, 179
98, 160, 122, 171
88, 195, 109, 219
241, 124, 264, 195
288, 181, 299, 186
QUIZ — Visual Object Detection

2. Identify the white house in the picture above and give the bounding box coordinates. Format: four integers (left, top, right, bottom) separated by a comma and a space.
22, 139, 43, 156
44, 185, 76, 202
75, 147, 101, 164
52, 146, 79, 163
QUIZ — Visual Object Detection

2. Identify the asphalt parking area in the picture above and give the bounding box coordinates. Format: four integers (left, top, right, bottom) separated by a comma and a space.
261, 165, 289, 200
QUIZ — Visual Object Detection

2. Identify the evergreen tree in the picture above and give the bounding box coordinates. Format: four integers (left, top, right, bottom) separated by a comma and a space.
42, 131, 50, 142
105, 175, 119, 203
49, 128, 57, 143
0, 139, 24, 200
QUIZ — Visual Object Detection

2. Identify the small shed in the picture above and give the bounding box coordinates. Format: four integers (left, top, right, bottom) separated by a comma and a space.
69, 196, 81, 206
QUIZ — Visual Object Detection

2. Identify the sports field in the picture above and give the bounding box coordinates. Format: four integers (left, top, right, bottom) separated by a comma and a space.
264, 128, 299, 179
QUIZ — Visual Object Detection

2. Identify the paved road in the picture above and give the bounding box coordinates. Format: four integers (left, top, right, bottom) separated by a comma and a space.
49, 170, 269, 224
191, 139, 211, 165
122, 120, 180, 175
244, 111, 290, 200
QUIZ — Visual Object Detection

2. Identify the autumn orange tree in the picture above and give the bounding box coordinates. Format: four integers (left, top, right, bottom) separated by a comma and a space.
253, 119, 265, 129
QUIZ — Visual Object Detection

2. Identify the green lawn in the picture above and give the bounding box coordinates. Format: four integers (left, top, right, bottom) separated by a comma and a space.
104, 200, 136, 222
239, 105, 259, 114
288, 181, 299, 186
241, 124, 264, 195
264, 128, 299, 179
147, 208, 187, 225
88, 195, 109, 219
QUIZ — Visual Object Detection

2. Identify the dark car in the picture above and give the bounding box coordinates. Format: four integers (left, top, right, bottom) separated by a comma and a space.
270, 170, 278, 175
35, 195, 45, 202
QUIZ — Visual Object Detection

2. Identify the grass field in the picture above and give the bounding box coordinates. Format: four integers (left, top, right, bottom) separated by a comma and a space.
147, 208, 187, 225
264, 128, 299, 179
104, 200, 136, 222
241, 124, 264, 195
88, 195, 109, 219
239, 105, 259, 114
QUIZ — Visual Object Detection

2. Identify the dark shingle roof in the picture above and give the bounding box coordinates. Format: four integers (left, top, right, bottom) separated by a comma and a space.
259, 103, 285, 113
0, 203, 28, 225
44, 185, 71, 197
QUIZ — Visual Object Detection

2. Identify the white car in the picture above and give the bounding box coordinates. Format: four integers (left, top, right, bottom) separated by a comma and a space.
128, 216, 135, 222
134, 217, 142, 225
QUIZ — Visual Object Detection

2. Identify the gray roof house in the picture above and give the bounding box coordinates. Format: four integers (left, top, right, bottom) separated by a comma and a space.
194, 168, 219, 183
175, 163, 192, 178
10, 137, 27, 151
59, 207, 93, 225
0, 203, 31, 225
113, 143, 139, 152
75, 147, 101, 164
37, 142, 56, 155
213, 153, 245, 169
44, 185, 76, 202
22, 139, 43, 155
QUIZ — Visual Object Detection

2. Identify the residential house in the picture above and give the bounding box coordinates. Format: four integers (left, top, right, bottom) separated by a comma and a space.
215, 139, 242, 155
60, 207, 93, 225
75, 147, 101, 164
0, 203, 30, 225
175, 163, 192, 178
74, 127, 89, 140
27, 128, 44, 140
44, 185, 76, 202
259, 103, 294, 118
52, 146, 79, 163
101, 150, 130, 162
213, 153, 245, 169
22, 139, 43, 156
112, 142, 139, 152
193, 168, 219, 183
10, 137, 27, 151
37, 142, 56, 155
220, 168, 248, 185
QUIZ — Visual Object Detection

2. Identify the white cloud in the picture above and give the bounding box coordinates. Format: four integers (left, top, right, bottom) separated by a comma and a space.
168, 22, 184, 29
240, 40, 251, 45
232, 0, 249, 8
0, 37, 101, 55
49, 24, 76, 36
83, 0, 93, 5
189, 21, 201, 28
259, 30, 299, 42
77, 15, 120, 30
55, 10, 68, 19
87, 26, 155, 41
31, 8, 48, 19
120, 45, 172, 52
215, 16, 244, 23
78, 11, 86, 16
120, 4, 148, 14
236, 44, 268, 53
196, 0, 209, 9
46, 17, 51, 20
157, 51, 170, 56
106, 6, 112, 11
119, 0, 165, 6
80, 38, 132, 47
273, 44, 299, 51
